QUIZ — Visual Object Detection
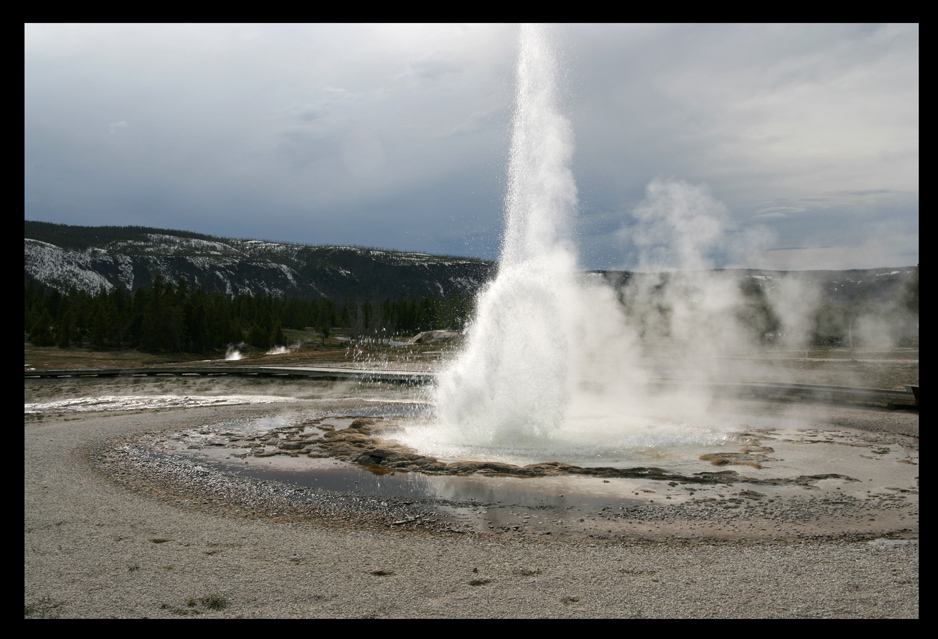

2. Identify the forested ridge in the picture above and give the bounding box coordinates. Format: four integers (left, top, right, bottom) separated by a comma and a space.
24, 220, 218, 252
24, 274, 476, 354
25, 221, 495, 302
25, 265, 917, 356
24, 222, 916, 356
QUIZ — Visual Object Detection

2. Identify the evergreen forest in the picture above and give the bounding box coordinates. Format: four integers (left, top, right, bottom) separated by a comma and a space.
24, 274, 476, 354
25, 267, 917, 355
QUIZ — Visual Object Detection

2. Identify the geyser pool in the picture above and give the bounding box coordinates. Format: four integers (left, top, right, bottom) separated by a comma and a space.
394, 408, 738, 469
126, 403, 917, 542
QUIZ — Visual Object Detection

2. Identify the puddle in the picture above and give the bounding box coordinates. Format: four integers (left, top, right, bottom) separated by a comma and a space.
198, 456, 654, 508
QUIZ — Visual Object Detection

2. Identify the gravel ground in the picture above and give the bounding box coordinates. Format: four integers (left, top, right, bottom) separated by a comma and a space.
24, 378, 919, 618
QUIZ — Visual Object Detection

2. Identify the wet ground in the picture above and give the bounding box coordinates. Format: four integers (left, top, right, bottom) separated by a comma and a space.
66, 378, 917, 545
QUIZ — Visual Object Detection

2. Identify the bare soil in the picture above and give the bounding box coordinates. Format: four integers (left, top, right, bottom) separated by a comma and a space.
24, 348, 920, 617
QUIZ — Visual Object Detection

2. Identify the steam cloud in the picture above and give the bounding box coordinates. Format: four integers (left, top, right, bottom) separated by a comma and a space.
406, 25, 916, 465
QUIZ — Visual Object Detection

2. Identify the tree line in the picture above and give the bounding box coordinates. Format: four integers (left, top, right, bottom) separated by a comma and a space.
25, 275, 476, 354
25, 267, 917, 355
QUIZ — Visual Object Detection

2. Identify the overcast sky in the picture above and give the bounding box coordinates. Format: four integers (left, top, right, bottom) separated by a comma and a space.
24, 23, 918, 271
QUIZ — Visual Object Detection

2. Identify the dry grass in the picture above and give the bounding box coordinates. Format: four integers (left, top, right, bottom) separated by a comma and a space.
24, 345, 200, 370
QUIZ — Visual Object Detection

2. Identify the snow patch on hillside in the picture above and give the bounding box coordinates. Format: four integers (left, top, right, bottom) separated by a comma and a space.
25, 239, 115, 294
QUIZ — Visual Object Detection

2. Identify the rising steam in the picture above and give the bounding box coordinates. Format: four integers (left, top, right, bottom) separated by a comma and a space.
412, 24, 914, 464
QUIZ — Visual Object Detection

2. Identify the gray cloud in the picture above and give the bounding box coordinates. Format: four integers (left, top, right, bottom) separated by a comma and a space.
25, 23, 918, 270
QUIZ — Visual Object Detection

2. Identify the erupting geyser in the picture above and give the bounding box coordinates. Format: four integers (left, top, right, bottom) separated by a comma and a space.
429, 25, 663, 457
433, 24, 580, 445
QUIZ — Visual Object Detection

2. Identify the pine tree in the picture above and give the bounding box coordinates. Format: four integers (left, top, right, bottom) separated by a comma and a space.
91, 304, 107, 349
247, 321, 270, 350
55, 307, 72, 348
29, 309, 55, 346
272, 320, 286, 348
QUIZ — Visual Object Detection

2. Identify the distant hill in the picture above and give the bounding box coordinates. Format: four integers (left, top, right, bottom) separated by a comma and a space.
25, 221, 917, 313
24, 221, 496, 302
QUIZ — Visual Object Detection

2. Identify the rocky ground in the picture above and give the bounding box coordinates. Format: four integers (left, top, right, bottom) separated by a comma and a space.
25, 372, 918, 618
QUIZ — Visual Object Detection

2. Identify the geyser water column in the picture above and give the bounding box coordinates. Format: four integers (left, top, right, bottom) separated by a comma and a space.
433, 24, 581, 445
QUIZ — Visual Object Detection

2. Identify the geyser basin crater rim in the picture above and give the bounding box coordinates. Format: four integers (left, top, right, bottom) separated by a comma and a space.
142, 411, 919, 486
107, 404, 918, 543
